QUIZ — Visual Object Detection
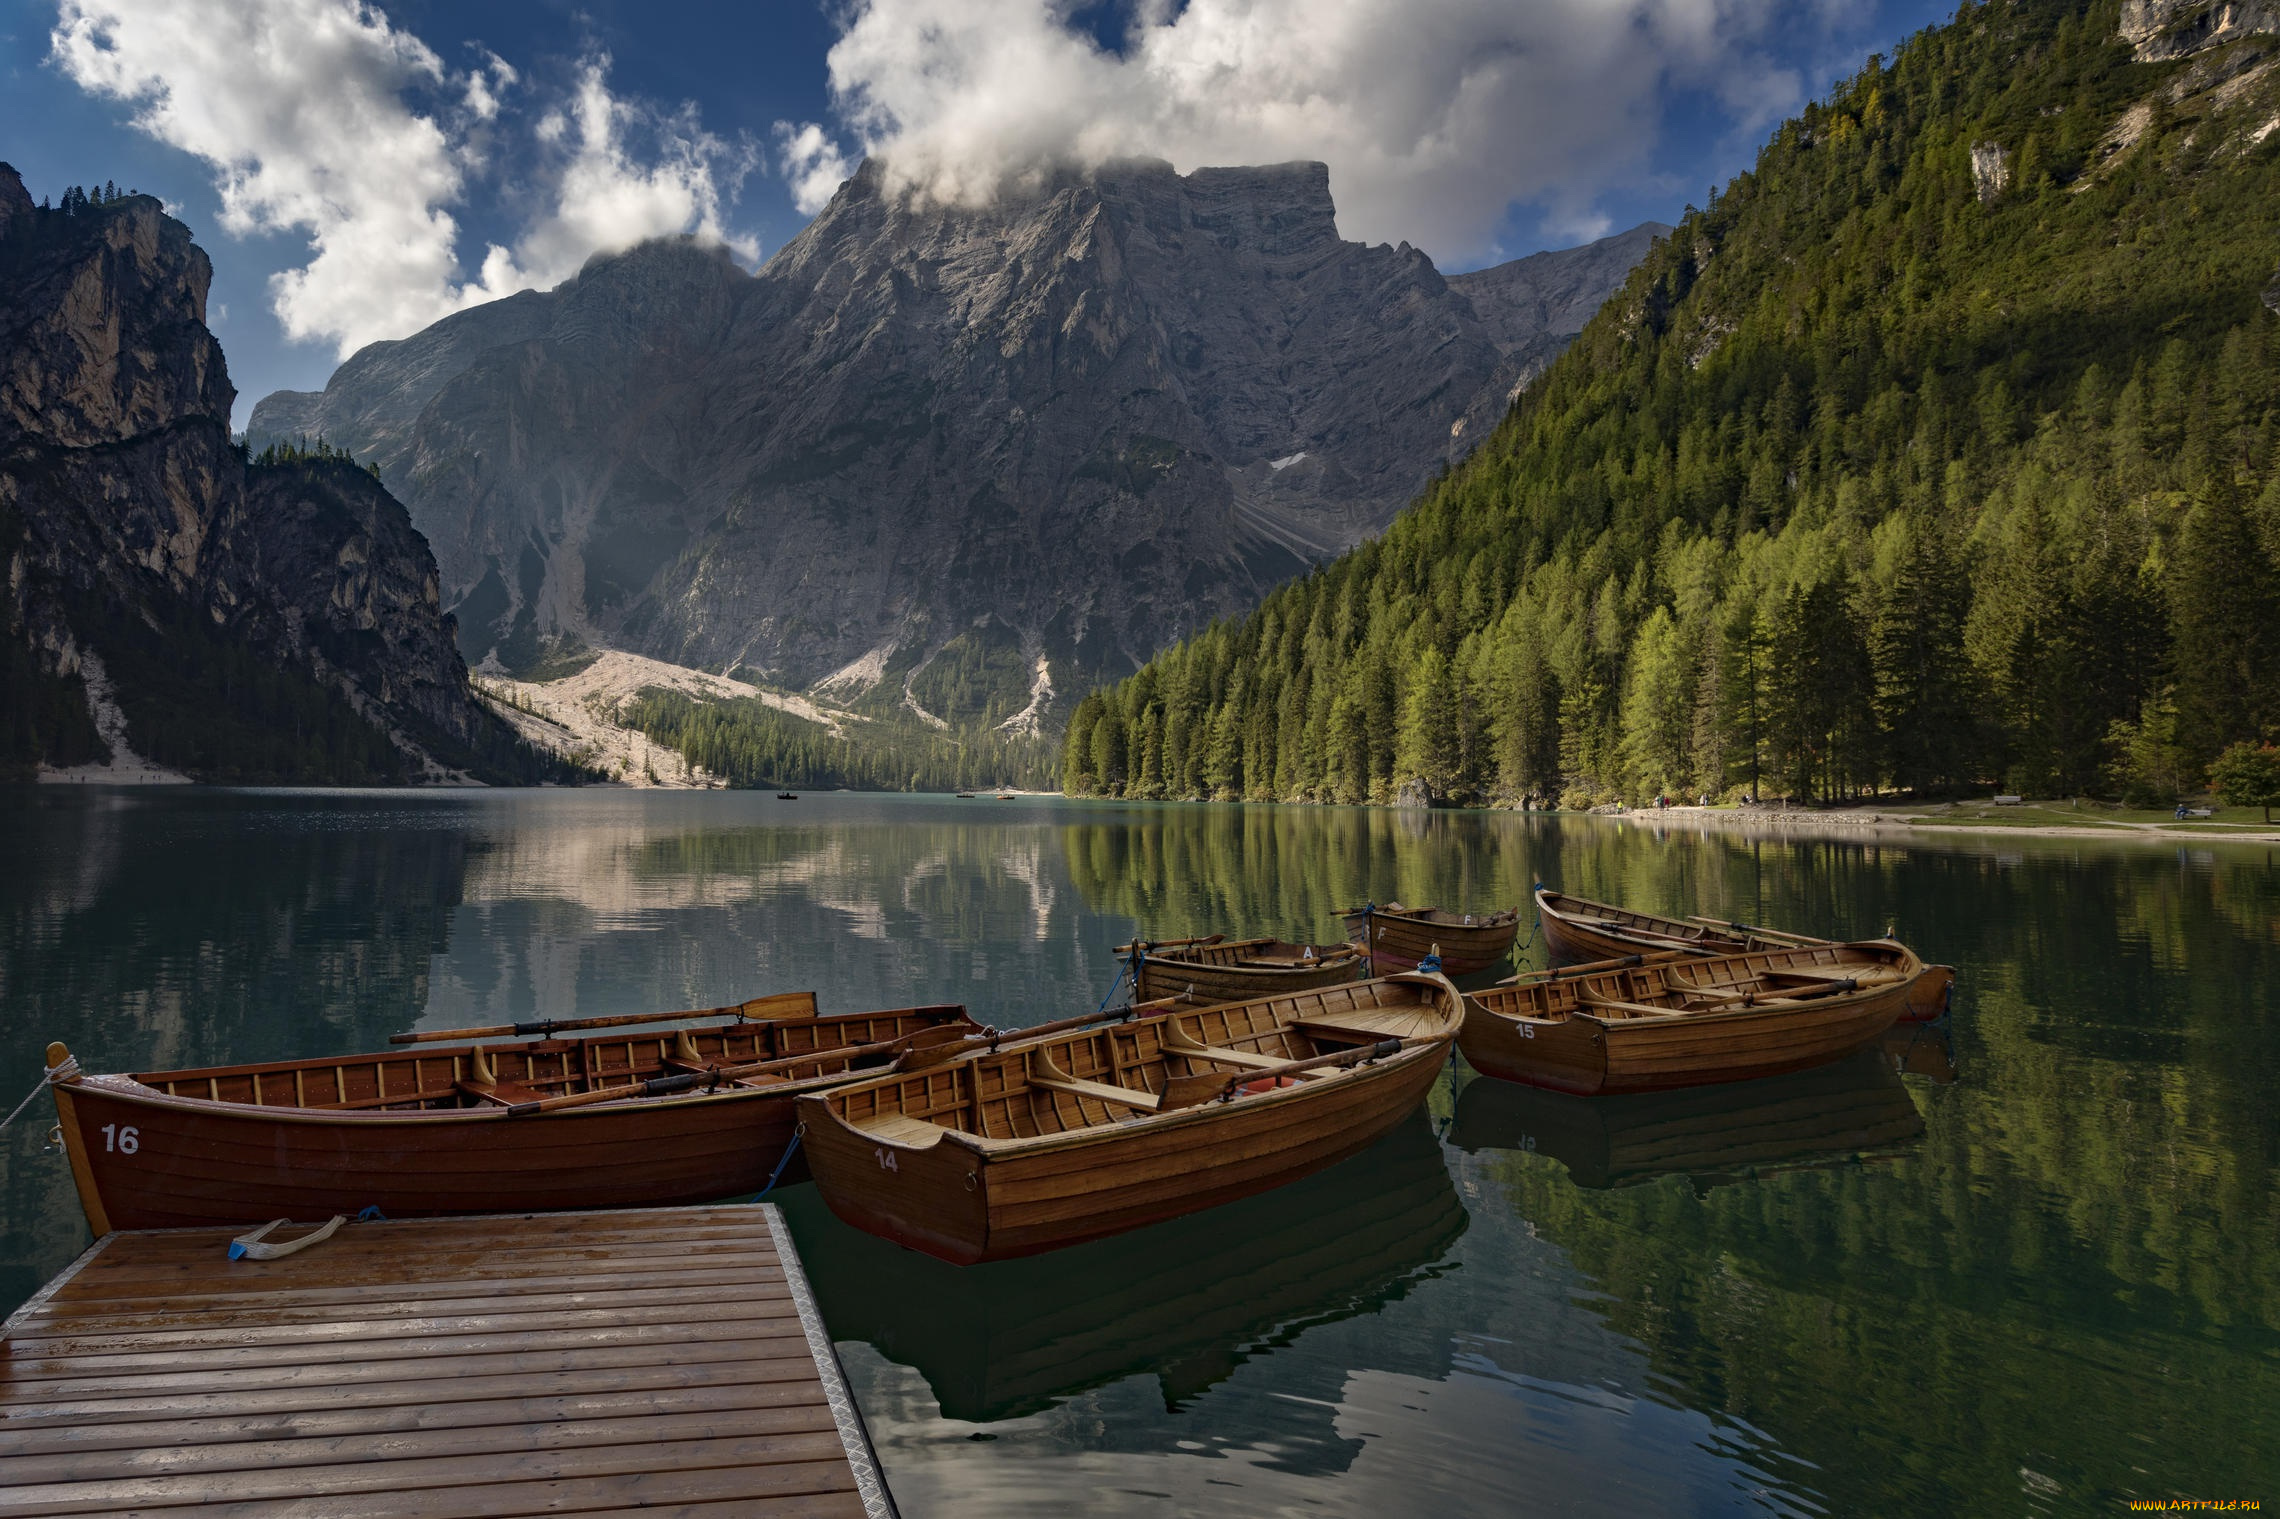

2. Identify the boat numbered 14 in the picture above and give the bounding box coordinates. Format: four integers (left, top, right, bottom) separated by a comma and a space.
798, 974, 1464, 1264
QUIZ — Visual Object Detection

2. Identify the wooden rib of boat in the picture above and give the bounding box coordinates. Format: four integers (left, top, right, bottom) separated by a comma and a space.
1459, 942, 1928, 1095
798, 974, 1464, 1264
46, 995, 981, 1233
1120, 935, 1368, 1005
1340, 902, 1522, 974
1448, 1048, 1923, 1190
1533, 887, 1954, 1022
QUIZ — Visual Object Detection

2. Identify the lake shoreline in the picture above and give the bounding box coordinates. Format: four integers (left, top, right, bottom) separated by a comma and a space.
1585, 802, 2280, 847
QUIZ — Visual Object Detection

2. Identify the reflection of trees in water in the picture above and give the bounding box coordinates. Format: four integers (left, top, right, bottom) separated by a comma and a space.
1059, 806, 1543, 946
0, 791, 470, 1312
1453, 898, 2280, 1514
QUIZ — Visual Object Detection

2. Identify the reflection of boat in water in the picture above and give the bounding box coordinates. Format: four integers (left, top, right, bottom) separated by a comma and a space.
1882, 1018, 1958, 1083
1447, 1049, 1924, 1190
777, 1110, 1467, 1422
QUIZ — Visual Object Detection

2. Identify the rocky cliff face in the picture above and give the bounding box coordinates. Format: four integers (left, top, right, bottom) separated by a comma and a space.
251, 158, 1659, 714
0, 163, 531, 781
1446, 220, 1671, 385
2119, 0, 2280, 59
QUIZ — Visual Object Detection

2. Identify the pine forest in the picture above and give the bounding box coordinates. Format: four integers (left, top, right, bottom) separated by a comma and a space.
1060, 0, 2280, 810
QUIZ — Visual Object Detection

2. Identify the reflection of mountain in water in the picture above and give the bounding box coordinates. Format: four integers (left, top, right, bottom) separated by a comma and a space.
780, 1112, 1465, 1425
1449, 1051, 1924, 1191
420, 797, 1102, 1032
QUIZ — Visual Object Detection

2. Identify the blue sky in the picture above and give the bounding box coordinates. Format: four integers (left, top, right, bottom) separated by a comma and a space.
2, 0, 1955, 427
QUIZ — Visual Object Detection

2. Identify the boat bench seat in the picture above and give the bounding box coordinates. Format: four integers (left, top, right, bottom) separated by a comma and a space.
854, 1111, 954, 1146
1028, 1073, 1161, 1112
1292, 1007, 1443, 1043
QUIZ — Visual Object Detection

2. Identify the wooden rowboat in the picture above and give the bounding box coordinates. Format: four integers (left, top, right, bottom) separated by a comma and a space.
798, 974, 1464, 1264
1458, 942, 1929, 1095
1533, 887, 1954, 1021
45, 993, 981, 1233
1340, 902, 1522, 974
1118, 935, 1368, 1005
1448, 1048, 1923, 1190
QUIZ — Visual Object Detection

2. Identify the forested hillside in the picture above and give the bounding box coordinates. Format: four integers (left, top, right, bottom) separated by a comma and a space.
1061, 0, 2280, 808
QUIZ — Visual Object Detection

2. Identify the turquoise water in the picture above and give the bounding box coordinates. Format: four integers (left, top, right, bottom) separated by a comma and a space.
2, 787, 2274, 1513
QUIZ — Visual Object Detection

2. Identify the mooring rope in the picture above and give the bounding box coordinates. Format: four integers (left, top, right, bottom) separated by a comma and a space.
0, 1056, 78, 1135
756, 1129, 805, 1201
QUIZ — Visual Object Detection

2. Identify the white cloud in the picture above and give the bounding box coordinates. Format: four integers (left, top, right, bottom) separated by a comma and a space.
51, 0, 758, 358
774, 120, 854, 216
820, 0, 1829, 263
470, 57, 760, 299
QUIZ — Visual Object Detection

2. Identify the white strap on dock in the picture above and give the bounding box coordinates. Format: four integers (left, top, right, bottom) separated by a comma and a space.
229, 1215, 347, 1261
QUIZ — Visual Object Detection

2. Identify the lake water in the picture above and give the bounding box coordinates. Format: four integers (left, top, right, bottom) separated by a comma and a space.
2, 787, 2274, 1513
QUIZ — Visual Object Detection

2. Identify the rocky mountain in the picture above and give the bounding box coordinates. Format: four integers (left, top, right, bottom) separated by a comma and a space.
0, 164, 553, 784
251, 160, 1660, 725
1445, 221, 1670, 380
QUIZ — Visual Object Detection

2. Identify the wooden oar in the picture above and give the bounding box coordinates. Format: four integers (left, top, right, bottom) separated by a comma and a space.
390, 991, 818, 1045
486, 1030, 919, 1115
1159, 1038, 1405, 1110
1685, 915, 1834, 947
1497, 948, 1695, 986
894, 999, 1183, 1072
1111, 934, 1229, 953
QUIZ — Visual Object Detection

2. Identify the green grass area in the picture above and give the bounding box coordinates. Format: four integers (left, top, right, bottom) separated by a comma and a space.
1817, 799, 2276, 830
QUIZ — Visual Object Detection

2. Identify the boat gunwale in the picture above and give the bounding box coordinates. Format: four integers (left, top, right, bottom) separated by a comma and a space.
63, 1065, 866, 1126
60, 1002, 981, 1126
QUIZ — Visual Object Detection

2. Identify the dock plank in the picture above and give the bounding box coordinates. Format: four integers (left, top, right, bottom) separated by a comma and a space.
0, 1205, 896, 1519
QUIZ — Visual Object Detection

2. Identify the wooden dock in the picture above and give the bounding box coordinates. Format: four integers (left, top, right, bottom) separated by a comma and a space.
0, 1203, 897, 1517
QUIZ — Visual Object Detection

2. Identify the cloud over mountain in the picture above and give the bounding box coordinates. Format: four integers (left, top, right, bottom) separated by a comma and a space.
789, 0, 1842, 259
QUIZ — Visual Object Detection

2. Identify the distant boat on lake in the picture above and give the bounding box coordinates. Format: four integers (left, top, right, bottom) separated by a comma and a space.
1118, 935, 1367, 1005
1341, 902, 1522, 973
1534, 887, 1953, 1021
1459, 942, 1932, 1095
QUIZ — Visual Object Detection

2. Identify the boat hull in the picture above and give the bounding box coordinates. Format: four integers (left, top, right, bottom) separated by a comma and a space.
1343, 909, 1519, 974
1133, 951, 1365, 1005
50, 1075, 803, 1233
1459, 952, 1920, 1095
803, 1046, 1447, 1265
1535, 889, 1953, 1022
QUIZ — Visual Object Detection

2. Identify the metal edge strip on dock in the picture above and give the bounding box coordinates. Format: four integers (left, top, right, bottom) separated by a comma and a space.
765, 1201, 900, 1519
